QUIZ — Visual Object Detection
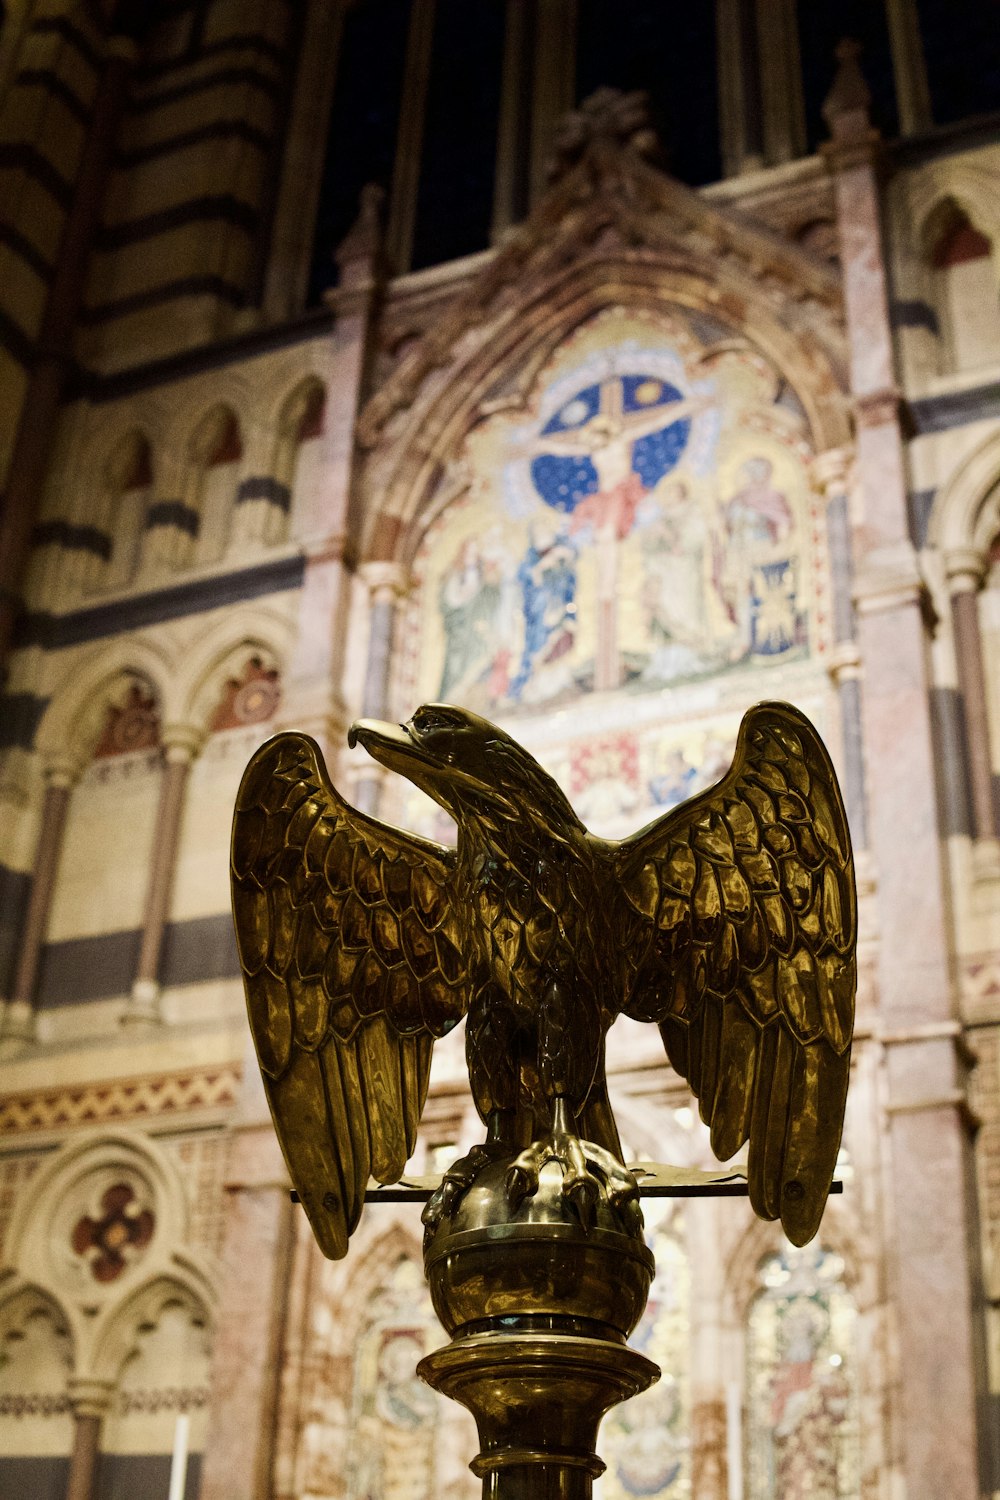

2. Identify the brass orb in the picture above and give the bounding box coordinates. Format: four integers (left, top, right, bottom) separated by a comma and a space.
424, 1155, 654, 1344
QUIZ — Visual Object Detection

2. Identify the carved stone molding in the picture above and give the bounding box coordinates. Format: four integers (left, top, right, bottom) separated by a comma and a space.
852, 542, 928, 616
359, 559, 410, 604
944, 546, 988, 596
854, 387, 903, 429
0, 1065, 241, 1136
354, 126, 847, 486
812, 445, 855, 498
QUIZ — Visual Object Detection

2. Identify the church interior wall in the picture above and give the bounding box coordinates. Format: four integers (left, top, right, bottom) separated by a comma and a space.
0, 5, 999, 1498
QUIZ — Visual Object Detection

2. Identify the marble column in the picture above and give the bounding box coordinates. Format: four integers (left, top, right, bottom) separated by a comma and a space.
0, 759, 77, 1050
823, 44, 986, 1500
66, 1377, 114, 1500
756, 0, 805, 166
529, 0, 577, 207
199, 1035, 296, 1500
945, 547, 999, 851
884, 0, 932, 137
355, 561, 409, 815
281, 188, 384, 757
122, 724, 204, 1027
715, 0, 763, 177
816, 446, 869, 849
491, 0, 532, 241
262, 0, 351, 320
385, 0, 436, 274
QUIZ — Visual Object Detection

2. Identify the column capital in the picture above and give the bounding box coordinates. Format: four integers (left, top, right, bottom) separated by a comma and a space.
302, 531, 350, 567
43, 755, 82, 790
812, 446, 854, 496
854, 386, 902, 429
853, 541, 928, 617
827, 640, 862, 685
0, 998, 36, 1054
68, 1376, 115, 1419
160, 723, 205, 763
944, 547, 988, 596
359, 559, 410, 604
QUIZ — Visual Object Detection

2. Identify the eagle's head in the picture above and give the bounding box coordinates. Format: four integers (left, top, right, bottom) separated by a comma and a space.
348, 703, 583, 844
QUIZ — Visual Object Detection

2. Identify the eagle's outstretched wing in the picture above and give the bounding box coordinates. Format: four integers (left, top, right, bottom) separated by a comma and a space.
614, 702, 855, 1246
231, 733, 468, 1259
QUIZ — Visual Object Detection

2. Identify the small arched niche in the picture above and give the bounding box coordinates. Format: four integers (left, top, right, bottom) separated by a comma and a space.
87, 430, 154, 595
97, 1287, 211, 1500
0, 1287, 74, 1497
44, 671, 163, 988
189, 405, 243, 566
924, 199, 1000, 376
232, 377, 326, 551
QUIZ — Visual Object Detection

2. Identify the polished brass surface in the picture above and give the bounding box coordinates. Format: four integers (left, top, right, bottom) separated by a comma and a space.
424, 1155, 652, 1342
418, 1145, 657, 1500
419, 1332, 658, 1500
232, 698, 855, 1255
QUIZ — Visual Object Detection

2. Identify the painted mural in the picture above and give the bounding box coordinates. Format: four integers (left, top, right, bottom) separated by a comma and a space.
404, 308, 823, 721
598, 1208, 691, 1500
745, 1243, 859, 1500
345, 1256, 441, 1500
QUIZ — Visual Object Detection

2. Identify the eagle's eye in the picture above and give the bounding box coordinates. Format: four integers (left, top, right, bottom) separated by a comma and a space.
412, 707, 463, 736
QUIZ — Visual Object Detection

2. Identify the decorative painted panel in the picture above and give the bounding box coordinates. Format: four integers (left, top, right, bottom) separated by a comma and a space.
402, 308, 823, 716
337, 1252, 477, 1500
392, 307, 831, 843
745, 1242, 859, 1500
598, 1205, 691, 1500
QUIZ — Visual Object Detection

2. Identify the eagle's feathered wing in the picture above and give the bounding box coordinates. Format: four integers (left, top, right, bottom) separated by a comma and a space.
614, 703, 856, 1246
231, 734, 468, 1259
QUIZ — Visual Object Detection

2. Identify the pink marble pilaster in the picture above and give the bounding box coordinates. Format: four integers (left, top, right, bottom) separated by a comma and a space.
199, 1041, 295, 1500
283, 187, 384, 754
355, 561, 409, 815
825, 44, 985, 1499
687, 1196, 728, 1500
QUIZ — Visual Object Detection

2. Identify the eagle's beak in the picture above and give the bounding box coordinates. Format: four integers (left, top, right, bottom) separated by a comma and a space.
348, 715, 511, 816
348, 718, 431, 773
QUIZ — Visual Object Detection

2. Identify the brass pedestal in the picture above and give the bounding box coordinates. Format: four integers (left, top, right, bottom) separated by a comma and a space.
421, 1331, 657, 1500
420, 1154, 659, 1500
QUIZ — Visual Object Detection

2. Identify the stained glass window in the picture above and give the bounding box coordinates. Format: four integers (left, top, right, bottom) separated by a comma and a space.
745, 1242, 859, 1500
597, 1204, 691, 1500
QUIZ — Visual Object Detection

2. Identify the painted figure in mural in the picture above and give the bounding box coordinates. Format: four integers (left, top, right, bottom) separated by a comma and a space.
647, 745, 697, 810
769, 1302, 851, 1500
637, 479, 712, 681
718, 456, 799, 661
510, 523, 577, 702
437, 537, 503, 700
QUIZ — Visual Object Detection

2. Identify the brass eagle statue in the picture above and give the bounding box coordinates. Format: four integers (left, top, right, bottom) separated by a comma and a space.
231, 701, 855, 1259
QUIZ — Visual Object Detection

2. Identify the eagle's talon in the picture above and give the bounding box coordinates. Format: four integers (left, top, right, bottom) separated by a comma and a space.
504, 1161, 537, 1207
565, 1173, 599, 1230
423, 1142, 504, 1232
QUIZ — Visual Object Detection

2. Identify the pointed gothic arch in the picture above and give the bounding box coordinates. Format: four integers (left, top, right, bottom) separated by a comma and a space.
353, 148, 849, 567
